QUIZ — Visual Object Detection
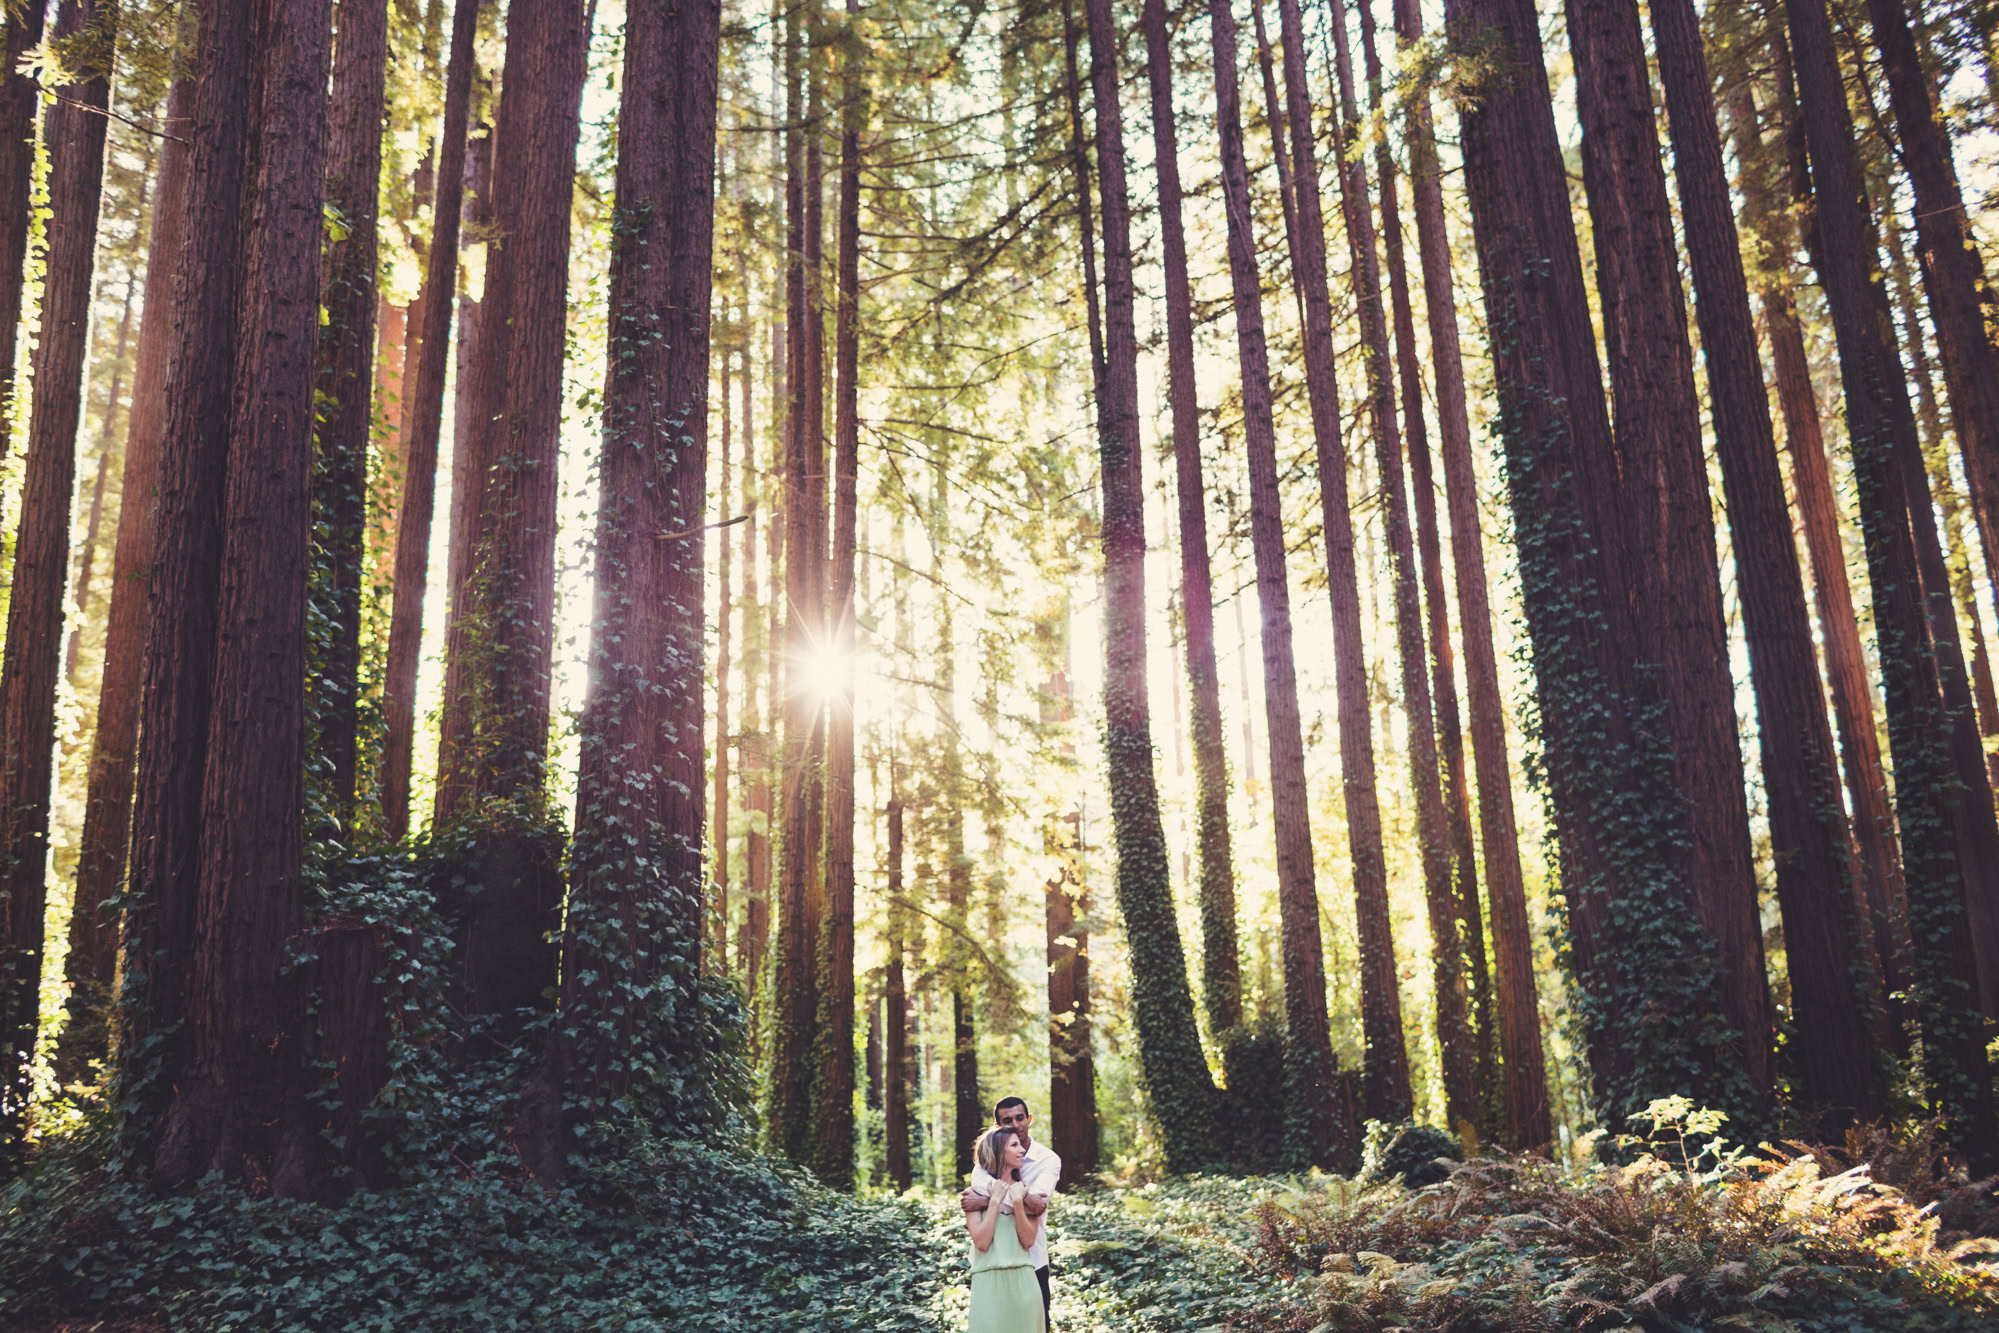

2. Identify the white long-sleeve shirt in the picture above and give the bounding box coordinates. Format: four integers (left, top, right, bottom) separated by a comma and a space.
967, 1140, 1061, 1270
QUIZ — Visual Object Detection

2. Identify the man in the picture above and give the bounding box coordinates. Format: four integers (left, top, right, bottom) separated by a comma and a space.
962, 1096, 1060, 1327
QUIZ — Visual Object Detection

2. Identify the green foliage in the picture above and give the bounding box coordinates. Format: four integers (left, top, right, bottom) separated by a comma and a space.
1357, 1120, 1463, 1189
1, 1119, 954, 1331
1250, 1151, 1999, 1332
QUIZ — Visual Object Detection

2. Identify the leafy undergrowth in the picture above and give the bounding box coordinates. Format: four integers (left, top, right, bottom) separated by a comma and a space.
9, 1115, 1999, 1331
1246, 1125, 1999, 1332
1, 1121, 957, 1332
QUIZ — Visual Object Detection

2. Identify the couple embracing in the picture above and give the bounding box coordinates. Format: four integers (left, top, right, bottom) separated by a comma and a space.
958, 1095, 1060, 1333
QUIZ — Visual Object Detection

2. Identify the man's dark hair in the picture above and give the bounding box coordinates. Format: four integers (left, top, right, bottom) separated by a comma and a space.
994, 1095, 1030, 1119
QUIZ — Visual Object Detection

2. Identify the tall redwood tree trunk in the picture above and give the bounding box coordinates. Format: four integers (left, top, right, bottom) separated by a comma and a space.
812, 4, 863, 1186
1271, 0, 1409, 1128
1207, 0, 1342, 1168
1391, 0, 1548, 1149
381, 0, 481, 840
883, 794, 911, 1190
1565, 0, 1773, 1116
152, 0, 336, 1195
0, 0, 115, 1162
121, 0, 258, 1160
1785, 0, 1994, 1157
1143, 0, 1241, 1048
311, 0, 390, 828
1646, 0, 1882, 1128
1084, 0, 1218, 1173
1445, 0, 1744, 1132
1318, 0, 1476, 1135
519, 0, 718, 1181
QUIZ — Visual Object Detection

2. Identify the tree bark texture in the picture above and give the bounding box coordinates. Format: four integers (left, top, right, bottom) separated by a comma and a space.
152, 0, 335, 1195
812, 5, 862, 1186
1143, 0, 1240, 1042
310, 0, 390, 828
1271, 0, 1409, 1130
1785, 0, 1995, 1158
523, 0, 717, 1174
1645, 0, 1885, 1129
1565, 0, 1774, 1112
122, 0, 257, 1160
1207, 0, 1343, 1168
1320, 0, 1478, 1137
1445, 0, 1745, 1132
382, 0, 481, 841
1084, 0, 1217, 1173
1392, 0, 1548, 1150
436, 0, 590, 818
0, 0, 115, 1162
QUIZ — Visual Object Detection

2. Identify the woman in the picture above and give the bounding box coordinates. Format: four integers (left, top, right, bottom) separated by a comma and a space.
965, 1125, 1045, 1333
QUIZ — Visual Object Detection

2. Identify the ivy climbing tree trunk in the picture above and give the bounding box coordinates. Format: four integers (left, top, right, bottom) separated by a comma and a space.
1784, 0, 1993, 1159
0, 0, 116, 1164
310, 0, 390, 830
1320, 0, 1477, 1137
1204, 0, 1343, 1169
1565, 0, 1774, 1113
884, 793, 912, 1191
382, 0, 482, 841
1646, 0, 1882, 1129
1084, 0, 1218, 1174
1142, 0, 1240, 1051
812, 1, 863, 1187
518, 0, 718, 1182
151, 0, 335, 1196
0, 0, 45, 471
1271, 0, 1409, 1129
1445, 0, 1747, 1133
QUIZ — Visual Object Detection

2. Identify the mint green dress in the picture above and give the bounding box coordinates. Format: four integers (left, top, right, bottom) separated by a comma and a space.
968, 1207, 1045, 1333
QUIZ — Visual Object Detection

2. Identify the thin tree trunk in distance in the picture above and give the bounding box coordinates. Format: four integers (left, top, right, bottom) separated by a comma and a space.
1865, 0, 1999, 681
1084, 0, 1219, 1175
68, 68, 194, 1091
1061, 0, 1104, 391
1358, 0, 1498, 1139
1206, 0, 1342, 1169
383, 0, 481, 841
884, 794, 911, 1191
1727, 67, 1910, 1036
1046, 838, 1097, 1187
1143, 0, 1240, 1042
1319, 0, 1477, 1136
1393, 0, 1548, 1150
312, 0, 391, 829
1271, 0, 1409, 1130
1785, 0, 1995, 1159
813, 5, 863, 1185
152, 0, 335, 1196
0, 0, 116, 1162
1647, 0, 1882, 1129
0, 1, 46, 470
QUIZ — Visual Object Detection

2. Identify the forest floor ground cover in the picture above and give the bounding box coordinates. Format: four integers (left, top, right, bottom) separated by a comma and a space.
6, 1116, 1999, 1331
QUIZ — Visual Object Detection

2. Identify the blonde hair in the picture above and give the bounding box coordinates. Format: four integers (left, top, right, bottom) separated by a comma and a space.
973, 1126, 1020, 1181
